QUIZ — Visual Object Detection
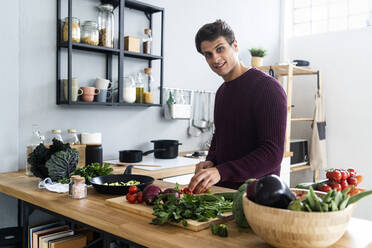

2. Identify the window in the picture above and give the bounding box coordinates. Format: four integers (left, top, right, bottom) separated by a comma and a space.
290, 0, 371, 36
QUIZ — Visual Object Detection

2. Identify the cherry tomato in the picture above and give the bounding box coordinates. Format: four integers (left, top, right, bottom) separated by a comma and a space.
127, 193, 136, 203
183, 188, 193, 194
137, 192, 143, 203
347, 176, 358, 186
330, 170, 342, 181
129, 185, 138, 194
331, 183, 342, 192
340, 180, 349, 190
317, 184, 331, 193
126, 193, 131, 201
341, 170, 349, 181
347, 168, 356, 177
326, 170, 331, 180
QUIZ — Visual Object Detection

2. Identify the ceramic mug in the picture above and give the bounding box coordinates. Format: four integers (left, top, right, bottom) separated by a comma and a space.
63, 78, 83, 101
95, 89, 112, 103
81, 87, 100, 102
95, 77, 111, 90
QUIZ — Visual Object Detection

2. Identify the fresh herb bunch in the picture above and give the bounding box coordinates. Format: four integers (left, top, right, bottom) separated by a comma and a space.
73, 162, 113, 183
249, 48, 267, 57
151, 193, 233, 226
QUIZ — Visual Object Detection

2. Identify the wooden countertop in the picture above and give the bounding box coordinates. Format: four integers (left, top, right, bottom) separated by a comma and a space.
0, 171, 371, 248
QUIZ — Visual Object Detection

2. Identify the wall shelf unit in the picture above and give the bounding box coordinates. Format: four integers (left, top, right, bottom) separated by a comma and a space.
259, 64, 322, 180
56, 0, 164, 107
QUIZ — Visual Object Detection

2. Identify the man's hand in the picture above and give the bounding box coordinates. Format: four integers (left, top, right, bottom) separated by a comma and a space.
195, 161, 214, 174
188, 167, 221, 194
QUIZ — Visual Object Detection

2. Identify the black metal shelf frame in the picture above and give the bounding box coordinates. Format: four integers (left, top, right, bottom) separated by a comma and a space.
56, 0, 164, 107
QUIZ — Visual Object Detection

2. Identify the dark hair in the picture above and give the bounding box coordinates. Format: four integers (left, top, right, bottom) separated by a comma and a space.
195, 19, 235, 54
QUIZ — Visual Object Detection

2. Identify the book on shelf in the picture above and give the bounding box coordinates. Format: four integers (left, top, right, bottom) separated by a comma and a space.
39, 230, 74, 248
33, 225, 69, 248
48, 234, 87, 248
28, 221, 65, 248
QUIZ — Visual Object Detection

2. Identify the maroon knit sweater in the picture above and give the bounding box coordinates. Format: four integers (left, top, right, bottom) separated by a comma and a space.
206, 68, 287, 189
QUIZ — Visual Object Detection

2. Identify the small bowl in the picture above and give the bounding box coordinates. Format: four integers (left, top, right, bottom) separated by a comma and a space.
242, 189, 355, 248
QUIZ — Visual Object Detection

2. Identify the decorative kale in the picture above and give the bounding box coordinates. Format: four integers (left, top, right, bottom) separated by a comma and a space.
46, 148, 79, 181
28, 144, 51, 179
49, 139, 71, 155
28, 139, 74, 180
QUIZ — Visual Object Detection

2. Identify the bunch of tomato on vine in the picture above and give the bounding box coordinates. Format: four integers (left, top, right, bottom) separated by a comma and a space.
317, 168, 363, 195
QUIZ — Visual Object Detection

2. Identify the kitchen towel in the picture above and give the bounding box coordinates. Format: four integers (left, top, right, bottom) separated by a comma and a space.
38, 178, 69, 193
310, 91, 327, 170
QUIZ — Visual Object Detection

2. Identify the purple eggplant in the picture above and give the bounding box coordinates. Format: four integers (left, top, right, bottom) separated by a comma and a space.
248, 174, 295, 209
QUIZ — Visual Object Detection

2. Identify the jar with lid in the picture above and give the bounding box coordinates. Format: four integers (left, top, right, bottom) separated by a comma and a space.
135, 72, 144, 103
123, 76, 136, 103
71, 176, 87, 199
66, 129, 80, 145
81, 21, 99, 46
143, 68, 154, 104
63, 17, 81, 43
142, 28, 152, 54
69, 175, 79, 197
97, 4, 114, 48
49, 129, 63, 143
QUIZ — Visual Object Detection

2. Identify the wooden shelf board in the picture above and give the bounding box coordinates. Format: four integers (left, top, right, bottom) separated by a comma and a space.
57, 101, 161, 107
258, 65, 318, 76
290, 164, 311, 172
126, 0, 164, 13
291, 117, 314, 121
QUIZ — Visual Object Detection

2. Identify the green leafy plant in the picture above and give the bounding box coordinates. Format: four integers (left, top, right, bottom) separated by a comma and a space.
46, 148, 79, 181
151, 193, 233, 226
249, 48, 267, 57
73, 162, 113, 183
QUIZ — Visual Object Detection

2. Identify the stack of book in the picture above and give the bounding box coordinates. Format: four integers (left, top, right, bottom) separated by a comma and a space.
28, 222, 87, 248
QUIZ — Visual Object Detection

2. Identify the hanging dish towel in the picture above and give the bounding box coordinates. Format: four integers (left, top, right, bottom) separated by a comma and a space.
310, 91, 327, 170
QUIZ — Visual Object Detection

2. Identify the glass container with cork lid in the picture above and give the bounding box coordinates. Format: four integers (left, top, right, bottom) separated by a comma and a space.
50, 129, 63, 143
81, 21, 99, 46
143, 67, 154, 104
97, 4, 114, 48
142, 28, 152, 54
66, 129, 80, 145
63, 17, 81, 43
71, 176, 87, 199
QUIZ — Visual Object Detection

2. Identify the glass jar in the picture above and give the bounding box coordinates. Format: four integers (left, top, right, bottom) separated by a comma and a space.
97, 4, 114, 48
66, 129, 80, 145
26, 124, 42, 176
135, 72, 144, 103
69, 175, 79, 197
123, 76, 136, 103
143, 67, 154, 104
50, 129, 63, 143
71, 176, 87, 199
81, 21, 99, 46
63, 17, 81, 43
142, 28, 152, 54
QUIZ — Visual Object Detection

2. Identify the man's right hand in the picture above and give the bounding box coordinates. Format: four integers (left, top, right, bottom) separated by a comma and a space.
195, 161, 214, 174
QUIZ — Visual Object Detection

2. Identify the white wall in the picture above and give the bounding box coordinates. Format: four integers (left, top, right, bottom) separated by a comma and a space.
287, 28, 372, 220
0, 0, 281, 227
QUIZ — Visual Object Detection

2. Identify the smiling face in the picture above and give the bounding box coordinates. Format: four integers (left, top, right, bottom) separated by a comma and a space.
200, 36, 240, 81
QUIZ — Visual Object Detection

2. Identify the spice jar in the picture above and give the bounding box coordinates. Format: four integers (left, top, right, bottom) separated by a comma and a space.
71, 176, 87, 199
66, 129, 80, 145
135, 72, 144, 103
63, 17, 81, 43
142, 28, 152, 54
97, 4, 114, 48
143, 68, 154, 104
69, 175, 79, 197
81, 21, 99, 46
49, 129, 63, 144
123, 76, 136, 103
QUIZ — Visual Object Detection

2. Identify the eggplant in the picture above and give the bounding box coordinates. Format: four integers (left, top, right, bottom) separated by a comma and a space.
252, 174, 295, 209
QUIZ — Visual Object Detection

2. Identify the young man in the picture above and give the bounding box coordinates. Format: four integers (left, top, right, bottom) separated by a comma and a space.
188, 20, 287, 193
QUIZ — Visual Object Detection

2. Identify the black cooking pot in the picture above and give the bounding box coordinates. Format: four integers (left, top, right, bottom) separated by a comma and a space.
90, 166, 154, 195
119, 149, 159, 163
151, 139, 182, 159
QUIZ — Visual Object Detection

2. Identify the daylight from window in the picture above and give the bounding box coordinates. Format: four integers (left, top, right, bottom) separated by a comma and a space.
291, 0, 372, 36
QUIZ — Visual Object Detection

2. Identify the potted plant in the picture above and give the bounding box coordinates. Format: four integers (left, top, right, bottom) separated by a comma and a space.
249, 48, 267, 67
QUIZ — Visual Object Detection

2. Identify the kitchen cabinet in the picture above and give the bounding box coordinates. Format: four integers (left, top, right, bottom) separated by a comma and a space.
56, 0, 164, 107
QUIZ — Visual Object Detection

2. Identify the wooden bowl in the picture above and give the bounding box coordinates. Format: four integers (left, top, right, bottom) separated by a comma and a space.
242, 189, 355, 248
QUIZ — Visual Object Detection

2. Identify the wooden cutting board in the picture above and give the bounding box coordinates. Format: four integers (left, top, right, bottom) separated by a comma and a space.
105, 196, 233, 232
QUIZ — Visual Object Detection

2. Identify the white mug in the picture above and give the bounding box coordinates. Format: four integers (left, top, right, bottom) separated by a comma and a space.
95, 77, 111, 90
